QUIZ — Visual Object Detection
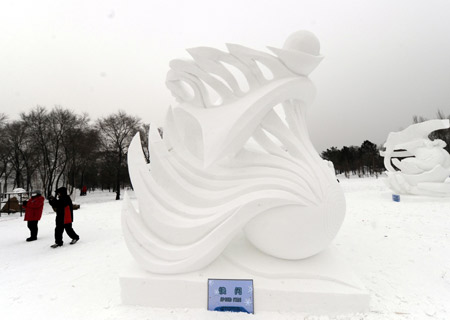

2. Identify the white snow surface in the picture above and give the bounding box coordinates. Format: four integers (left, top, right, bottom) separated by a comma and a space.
1, 178, 449, 320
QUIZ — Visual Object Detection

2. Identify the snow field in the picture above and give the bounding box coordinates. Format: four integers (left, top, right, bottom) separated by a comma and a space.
0, 179, 449, 320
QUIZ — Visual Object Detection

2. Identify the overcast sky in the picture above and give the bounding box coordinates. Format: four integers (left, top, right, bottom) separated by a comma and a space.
1, 0, 450, 152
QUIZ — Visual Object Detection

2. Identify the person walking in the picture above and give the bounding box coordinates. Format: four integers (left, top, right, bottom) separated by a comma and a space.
48, 187, 80, 248
23, 190, 45, 242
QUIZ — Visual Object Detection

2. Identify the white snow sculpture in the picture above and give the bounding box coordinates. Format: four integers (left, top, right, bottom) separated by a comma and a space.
123, 31, 346, 274
381, 119, 450, 196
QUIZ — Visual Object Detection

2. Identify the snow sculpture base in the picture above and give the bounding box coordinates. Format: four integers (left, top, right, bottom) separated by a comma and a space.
120, 234, 369, 314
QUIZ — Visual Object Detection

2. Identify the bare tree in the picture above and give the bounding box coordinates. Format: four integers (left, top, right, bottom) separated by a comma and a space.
64, 123, 100, 196
96, 111, 141, 200
4, 121, 28, 189
22, 107, 52, 197
21, 106, 85, 197
139, 123, 151, 163
0, 113, 6, 124
0, 114, 11, 192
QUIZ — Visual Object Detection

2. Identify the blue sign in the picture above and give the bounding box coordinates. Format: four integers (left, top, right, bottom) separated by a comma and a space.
207, 279, 254, 314
392, 194, 400, 202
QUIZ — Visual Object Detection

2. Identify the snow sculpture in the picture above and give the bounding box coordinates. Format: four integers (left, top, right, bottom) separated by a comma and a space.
123, 31, 346, 274
381, 119, 450, 196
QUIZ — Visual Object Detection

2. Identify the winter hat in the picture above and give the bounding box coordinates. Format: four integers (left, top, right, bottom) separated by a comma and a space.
55, 187, 68, 196
31, 190, 42, 196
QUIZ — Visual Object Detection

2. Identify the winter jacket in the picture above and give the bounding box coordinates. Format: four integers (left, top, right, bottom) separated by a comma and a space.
49, 187, 74, 225
23, 195, 45, 221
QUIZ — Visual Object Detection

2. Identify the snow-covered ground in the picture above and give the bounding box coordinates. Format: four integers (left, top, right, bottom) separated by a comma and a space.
1, 178, 449, 320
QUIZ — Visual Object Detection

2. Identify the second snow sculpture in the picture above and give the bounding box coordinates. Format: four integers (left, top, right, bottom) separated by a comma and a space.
123, 31, 346, 274
381, 119, 450, 196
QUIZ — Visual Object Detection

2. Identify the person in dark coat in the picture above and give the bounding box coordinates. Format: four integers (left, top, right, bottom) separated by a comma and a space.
23, 190, 45, 242
48, 187, 80, 248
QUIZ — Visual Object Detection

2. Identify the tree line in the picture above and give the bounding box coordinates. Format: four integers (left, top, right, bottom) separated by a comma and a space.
1, 106, 448, 198
321, 110, 450, 178
0, 106, 149, 200
321, 140, 385, 178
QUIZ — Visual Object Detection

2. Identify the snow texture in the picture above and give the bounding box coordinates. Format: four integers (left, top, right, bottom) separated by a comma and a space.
381, 119, 450, 196
1, 178, 449, 319
124, 31, 345, 274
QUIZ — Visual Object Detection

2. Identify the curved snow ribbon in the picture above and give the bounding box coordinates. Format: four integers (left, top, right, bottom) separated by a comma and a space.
122, 33, 345, 274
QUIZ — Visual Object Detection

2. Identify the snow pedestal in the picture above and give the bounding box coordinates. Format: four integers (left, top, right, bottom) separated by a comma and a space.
120, 234, 369, 314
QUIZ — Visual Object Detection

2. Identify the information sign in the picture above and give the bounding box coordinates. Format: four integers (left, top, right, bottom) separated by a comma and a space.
207, 279, 254, 314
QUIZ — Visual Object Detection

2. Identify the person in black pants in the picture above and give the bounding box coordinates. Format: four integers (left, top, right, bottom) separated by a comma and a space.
48, 187, 80, 248
23, 190, 45, 241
